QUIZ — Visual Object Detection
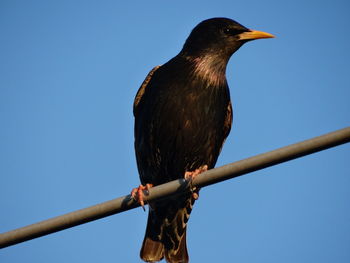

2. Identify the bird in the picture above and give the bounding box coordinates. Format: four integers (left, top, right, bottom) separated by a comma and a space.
132, 17, 274, 263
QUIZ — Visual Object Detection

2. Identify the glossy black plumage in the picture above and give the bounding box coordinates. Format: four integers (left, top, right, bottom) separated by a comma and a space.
133, 17, 274, 263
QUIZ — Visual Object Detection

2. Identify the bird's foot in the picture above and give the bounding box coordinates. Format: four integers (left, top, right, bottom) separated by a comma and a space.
184, 165, 208, 200
131, 184, 153, 211
184, 165, 208, 180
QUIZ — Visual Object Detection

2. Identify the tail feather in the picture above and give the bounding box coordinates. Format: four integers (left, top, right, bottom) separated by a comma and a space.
140, 210, 165, 262
164, 230, 188, 263
140, 236, 164, 262
140, 195, 195, 263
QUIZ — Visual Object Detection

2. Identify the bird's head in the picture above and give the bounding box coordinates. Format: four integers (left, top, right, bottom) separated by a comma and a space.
181, 17, 274, 59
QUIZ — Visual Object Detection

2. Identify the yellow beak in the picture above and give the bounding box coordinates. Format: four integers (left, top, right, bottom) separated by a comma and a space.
238, 30, 275, 41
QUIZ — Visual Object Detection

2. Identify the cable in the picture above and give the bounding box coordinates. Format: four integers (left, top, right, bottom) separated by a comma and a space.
0, 127, 349, 249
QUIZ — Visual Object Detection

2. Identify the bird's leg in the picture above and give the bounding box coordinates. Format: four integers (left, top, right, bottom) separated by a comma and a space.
184, 165, 208, 200
131, 183, 153, 211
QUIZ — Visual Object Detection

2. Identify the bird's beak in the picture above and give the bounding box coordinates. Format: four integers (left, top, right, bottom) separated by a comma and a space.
238, 30, 275, 41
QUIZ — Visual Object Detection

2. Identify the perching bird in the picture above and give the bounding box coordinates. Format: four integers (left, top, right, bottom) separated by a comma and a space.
133, 17, 274, 263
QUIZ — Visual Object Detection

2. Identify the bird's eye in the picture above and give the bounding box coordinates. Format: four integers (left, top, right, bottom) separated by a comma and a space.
223, 28, 234, 35
223, 28, 247, 36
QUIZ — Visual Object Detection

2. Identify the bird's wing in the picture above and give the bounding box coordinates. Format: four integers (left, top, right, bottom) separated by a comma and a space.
223, 101, 233, 139
133, 65, 161, 117
218, 100, 233, 155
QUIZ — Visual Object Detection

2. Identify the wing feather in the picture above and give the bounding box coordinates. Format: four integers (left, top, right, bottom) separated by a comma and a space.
133, 65, 161, 117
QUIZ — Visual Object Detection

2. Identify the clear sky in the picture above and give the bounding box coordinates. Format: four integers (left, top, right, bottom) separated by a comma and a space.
1, 1, 349, 262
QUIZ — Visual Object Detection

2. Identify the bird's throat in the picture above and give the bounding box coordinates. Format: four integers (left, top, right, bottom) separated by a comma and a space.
187, 54, 228, 87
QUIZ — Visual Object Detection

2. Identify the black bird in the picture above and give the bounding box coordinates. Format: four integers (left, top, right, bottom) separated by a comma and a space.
133, 17, 274, 263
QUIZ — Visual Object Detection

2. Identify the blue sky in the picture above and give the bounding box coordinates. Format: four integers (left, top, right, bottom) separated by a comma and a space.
1, 1, 349, 262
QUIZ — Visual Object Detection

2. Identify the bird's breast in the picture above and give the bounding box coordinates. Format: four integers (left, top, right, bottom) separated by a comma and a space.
135, 60, 231, 183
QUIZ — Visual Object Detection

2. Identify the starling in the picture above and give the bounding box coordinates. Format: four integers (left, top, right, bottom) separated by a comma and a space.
133, 17, 274, 263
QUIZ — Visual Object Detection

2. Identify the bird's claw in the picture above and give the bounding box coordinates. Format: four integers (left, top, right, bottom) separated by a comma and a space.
184, 165, 208, 200
131, 184, 153, 211
184, 165, 208, 180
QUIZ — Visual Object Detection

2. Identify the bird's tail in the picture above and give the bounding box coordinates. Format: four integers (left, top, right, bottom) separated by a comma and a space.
140, 195, 195, 263
140, 229, 164, 262
164, 230, 188, 263
140, 224, 188, 263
